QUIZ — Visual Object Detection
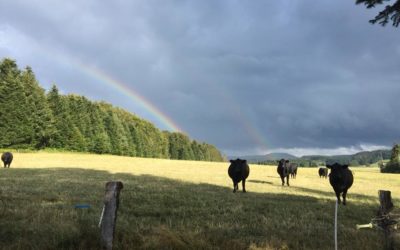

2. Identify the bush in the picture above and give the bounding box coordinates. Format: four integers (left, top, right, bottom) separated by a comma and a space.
380, 161, 400, 173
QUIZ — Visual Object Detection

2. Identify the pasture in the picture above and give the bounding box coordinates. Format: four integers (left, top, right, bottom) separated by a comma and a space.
0, 152, 399, 249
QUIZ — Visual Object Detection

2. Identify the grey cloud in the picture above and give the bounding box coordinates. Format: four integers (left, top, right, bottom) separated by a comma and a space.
1, 0, 399, 156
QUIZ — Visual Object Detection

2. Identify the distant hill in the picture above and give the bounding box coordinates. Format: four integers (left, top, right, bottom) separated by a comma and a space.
231, 149, 391, 166
229, 153, 298, 163
300, 149, 391, 166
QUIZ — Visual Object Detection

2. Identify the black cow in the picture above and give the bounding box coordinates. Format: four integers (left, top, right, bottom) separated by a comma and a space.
288, 162, 298, 179
277, 159, 290, 186
327, 163, 354, 205
228, 158, 250, 193
1, 152, 13, 168
318, 167, 329, 178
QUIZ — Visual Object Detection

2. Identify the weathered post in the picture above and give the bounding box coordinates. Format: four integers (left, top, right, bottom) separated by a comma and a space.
100, 181, 123, 250
356, 190, 398, 249
378, 190, 394, 250
379, 190, 393, 215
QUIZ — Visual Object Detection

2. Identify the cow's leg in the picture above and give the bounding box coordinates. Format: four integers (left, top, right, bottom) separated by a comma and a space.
335, 190, 341, 204
281, 176, 284, 186
342, 189, 348, 205
242, 179, 246, 193
286, 176, 290, 186
233, 181, 237, 193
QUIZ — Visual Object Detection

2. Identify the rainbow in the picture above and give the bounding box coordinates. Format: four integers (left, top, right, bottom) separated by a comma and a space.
37, 48, 268, 151
218, 88, 270, 153
73, 61, 183, 132
27, 41, 183, 132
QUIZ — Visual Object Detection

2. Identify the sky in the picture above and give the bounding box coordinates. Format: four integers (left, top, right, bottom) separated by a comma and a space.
0, 0, 399, 157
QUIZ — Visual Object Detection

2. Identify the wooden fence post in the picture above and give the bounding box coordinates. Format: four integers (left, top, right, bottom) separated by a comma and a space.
100, 181, 123, 250
379, 190, 393, 215
378, 190, 394, 250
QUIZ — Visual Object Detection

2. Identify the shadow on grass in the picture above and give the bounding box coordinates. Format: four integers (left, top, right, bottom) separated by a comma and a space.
0, 168, 392, 250
247, 179, 274, 185
290, 185, 381, 204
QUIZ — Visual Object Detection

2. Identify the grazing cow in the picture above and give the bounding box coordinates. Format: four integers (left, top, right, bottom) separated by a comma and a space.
1, 152, 13, 168
318, 167, 329, 178
228, 158, 250, 193
288, 162, 298, 179
277, 159, 290, 186
327, 163, 354, 205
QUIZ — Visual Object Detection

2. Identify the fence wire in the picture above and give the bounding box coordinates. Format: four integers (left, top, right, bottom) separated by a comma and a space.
0, 187, 137, 218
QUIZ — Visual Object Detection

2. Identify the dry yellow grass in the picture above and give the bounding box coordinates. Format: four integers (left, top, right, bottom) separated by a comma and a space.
2, 151, 399, 249
11, 151, 400, 204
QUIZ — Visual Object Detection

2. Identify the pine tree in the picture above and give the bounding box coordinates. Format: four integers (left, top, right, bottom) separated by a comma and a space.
20, 66, 55, 148
381, 144, 400, 173
91, 130, 112, 154
46, 85, 75, 148
390, 144, 400, 162
87, 103, 112, 154
0, 58, 33, 148
101, 104, 130, 155
67, 126, 87, 151
357, 0, 400, 26
191, 141, 205, 161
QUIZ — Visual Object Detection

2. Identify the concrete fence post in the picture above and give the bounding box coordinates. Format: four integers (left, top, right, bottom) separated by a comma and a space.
100, 181, 123, 250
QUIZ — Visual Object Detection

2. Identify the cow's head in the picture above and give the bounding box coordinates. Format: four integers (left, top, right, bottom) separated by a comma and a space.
277, 159, 286, 168
326, 163, 348, 179
230, 158, 247, 171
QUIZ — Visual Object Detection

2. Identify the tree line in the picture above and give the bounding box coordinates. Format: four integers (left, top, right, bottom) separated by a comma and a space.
255, 149, 391, 167
0, 58, 225, 162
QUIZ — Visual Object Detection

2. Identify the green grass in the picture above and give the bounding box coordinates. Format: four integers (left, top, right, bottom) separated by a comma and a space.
0, 152, 399, 249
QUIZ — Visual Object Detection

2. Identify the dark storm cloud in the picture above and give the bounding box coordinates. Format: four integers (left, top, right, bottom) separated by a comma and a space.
1, 0, 399, 156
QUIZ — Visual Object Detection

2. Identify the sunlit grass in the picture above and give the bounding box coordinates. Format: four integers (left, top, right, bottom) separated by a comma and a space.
0, 151, 399, 249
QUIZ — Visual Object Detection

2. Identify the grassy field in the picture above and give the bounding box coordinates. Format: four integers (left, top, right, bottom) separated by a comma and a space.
0, 152, 399, 249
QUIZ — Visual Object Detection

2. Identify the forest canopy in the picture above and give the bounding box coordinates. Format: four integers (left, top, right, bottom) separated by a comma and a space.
0, 58, 225, 162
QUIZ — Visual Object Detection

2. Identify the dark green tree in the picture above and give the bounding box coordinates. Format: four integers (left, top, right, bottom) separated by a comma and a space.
91, 130, 112, 154
390, 144, 399, 162
0, 58, 33, 148
167, 132, 194, 160
67, 126, 87, 151
46, 85, 75, 148
357, 0, 400, 26
381, 144, 400, 173
191, 141, 205, 161
100, 104, 130, 155
20, 66, 55, 148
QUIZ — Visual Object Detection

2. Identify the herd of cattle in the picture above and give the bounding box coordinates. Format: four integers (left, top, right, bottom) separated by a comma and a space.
228, 158, 354, 205
2, 152, 354, 205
